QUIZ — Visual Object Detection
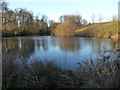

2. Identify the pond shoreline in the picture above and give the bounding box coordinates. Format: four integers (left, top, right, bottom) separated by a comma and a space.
2, 35, 119, 40
75, 34, 119, 40
2, 36, 120, 88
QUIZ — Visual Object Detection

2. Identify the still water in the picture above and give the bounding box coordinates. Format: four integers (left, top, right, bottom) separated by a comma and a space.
2, 36, 120, 70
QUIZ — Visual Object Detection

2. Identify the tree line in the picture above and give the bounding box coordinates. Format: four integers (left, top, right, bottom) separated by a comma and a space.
1, 1, 50, 36
51, 15, 88, 36
1, 1, 90, 37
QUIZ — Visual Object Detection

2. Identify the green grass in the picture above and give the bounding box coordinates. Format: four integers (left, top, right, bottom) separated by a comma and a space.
75, 21, 118, 38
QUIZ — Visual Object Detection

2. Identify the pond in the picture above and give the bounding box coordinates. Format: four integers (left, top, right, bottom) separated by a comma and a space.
2, 36, 120, 70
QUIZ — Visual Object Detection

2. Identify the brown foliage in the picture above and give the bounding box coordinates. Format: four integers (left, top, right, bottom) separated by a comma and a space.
54, 21, 76, 36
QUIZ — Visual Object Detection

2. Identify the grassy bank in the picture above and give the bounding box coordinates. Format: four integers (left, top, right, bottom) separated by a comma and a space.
75, 21, 119, 39
2, 49, 120, 89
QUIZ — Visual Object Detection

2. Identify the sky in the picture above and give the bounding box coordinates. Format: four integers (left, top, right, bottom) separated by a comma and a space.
5, 0, 120, 22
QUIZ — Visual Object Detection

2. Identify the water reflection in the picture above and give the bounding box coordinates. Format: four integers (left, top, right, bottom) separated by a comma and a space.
2, 36, 120, 70
55, 37, 80, 53
2, 37, 35, 59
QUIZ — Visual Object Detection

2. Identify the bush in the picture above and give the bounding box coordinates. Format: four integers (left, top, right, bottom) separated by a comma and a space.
54, 21, 78, 36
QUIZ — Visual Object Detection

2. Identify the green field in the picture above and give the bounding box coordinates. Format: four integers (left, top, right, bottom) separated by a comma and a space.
75, 21, 119, 39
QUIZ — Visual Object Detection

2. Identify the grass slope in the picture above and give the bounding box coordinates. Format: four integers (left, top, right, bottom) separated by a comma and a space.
75, 21, 118, 38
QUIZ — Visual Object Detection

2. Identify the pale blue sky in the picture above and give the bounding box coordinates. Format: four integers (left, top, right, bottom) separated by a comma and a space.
6, 0, 119, 22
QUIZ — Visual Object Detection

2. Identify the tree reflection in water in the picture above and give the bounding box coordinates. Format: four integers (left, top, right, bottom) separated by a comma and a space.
2, 36, 120, 70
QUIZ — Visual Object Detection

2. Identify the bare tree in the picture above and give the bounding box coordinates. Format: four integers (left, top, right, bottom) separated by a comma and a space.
1, 1, 8, 32
59, 15, 64, 23
82, 19, 88, 26
112, 15, 117, 21
98, 14, 103, 23
91, 13, 95, 24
